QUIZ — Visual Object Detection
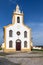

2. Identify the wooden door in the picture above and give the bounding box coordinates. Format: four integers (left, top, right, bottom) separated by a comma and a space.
16, 42, 21, 51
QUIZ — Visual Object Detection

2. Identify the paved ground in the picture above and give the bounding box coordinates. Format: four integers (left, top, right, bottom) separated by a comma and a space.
0, 57, 20, 65
6, 51, 43, 58
0, 50, 3, 52
0, 51, 43, 65
0, 56, 43, 65
6, 57, 43, 65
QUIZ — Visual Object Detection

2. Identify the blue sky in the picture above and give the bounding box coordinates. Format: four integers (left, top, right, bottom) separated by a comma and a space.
0, 0, 43, 46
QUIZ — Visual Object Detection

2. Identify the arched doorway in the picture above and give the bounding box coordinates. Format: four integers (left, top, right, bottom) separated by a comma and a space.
16, 39, 21, 51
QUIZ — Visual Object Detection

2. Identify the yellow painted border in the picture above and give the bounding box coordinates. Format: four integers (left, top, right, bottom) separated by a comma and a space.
3, 48, 31, 53
4, 49, 16, 53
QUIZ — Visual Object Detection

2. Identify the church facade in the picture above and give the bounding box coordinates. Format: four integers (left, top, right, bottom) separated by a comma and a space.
3, 5, 32, 53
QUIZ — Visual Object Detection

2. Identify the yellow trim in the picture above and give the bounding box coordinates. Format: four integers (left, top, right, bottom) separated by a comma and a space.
12, 14, 15, 24
3, 49, 16, 53
30, 29, 32, 49
4, 24, 14, 28
3, 48, 31, 53
21, 48, 31, 52
13, 13, 24, 16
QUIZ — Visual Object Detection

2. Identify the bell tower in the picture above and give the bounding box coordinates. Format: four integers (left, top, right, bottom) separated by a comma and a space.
12, 5, 24, 24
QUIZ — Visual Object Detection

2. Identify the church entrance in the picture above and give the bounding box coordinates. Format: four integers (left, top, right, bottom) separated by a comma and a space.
16, 39, 21, 51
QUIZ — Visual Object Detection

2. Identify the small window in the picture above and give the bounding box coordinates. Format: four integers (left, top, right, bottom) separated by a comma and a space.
24, 41, 27, 47
9, 40, 13, 47
17, 17, 20, 23
24, 31, 27, 38
9, 30, 12, 37
17, 31, 20, 35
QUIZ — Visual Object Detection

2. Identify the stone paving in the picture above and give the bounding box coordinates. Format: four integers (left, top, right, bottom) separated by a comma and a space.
6, 52, 43, 58
0, 57, 20, 65
5, 51, 43, 65
0, 51, 43, 65
6, 57, 43, 65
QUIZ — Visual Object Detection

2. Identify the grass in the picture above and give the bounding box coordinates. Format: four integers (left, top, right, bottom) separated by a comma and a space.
32, 49, 43, 52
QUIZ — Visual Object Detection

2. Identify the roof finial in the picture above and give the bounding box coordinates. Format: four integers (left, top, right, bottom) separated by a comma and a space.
16, 5, 20, 12
16, 5, 19, 9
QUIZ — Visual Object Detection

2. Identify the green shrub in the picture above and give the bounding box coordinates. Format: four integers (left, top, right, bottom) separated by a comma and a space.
0, 47, 2, 50
32, 49, 43, 51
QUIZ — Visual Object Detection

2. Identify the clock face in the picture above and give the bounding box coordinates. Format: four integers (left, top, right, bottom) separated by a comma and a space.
17, 31, 20, 35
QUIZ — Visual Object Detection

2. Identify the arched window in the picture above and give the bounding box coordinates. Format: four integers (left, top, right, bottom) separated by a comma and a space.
9, 30, 12, 37
24, 31, 27, 38
24, 41, 27, 47
17, 17, 20, 23
9, 40, 13, 47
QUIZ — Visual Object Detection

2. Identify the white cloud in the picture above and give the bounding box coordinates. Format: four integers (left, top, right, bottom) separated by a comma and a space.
25, 22, 43, 45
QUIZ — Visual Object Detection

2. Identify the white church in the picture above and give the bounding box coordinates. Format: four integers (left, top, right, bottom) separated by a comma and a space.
2, 5, 32, 53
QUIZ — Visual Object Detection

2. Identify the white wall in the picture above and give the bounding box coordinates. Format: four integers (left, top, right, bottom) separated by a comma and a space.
6, 24, 31, 49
